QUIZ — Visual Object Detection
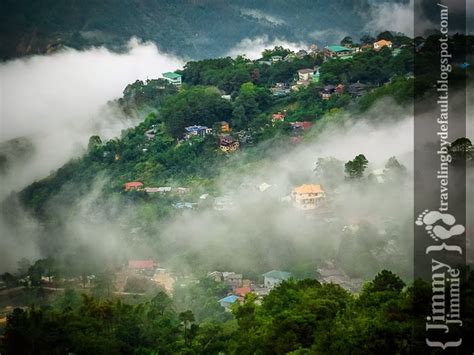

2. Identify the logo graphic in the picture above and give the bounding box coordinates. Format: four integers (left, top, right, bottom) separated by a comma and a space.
415, 210, 465, 241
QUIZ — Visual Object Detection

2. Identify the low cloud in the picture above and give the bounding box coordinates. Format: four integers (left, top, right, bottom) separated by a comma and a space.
240, 8, 286, 26
0, 38, 184, 197
308, 29, 350, 47
364, 0, 416, 36
226, 35, 306, 60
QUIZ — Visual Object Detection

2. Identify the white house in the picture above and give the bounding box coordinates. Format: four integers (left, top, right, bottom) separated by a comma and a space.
263, 270, 291, 289
162, 72, 182, 87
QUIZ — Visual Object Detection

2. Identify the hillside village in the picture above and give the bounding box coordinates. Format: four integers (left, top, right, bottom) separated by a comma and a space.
6, 32, 439, 296
2, 29, 473, 353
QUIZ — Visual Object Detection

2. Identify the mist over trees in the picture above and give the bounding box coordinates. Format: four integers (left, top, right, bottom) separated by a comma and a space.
0, 28, 473, 354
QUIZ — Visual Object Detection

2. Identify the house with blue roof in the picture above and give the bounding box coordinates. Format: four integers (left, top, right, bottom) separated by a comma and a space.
263, 270, 292, 289
219, 295, 239, 311
184, 125, 212, 140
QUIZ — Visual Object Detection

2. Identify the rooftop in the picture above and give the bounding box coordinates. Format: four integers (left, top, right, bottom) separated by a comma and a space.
298, 68, 315, 74
185, 125, 209, 132
293, 184, 324, 194
325, 45, 353, 53
124, 181, 144, 188
374, 39, 392, 46
162, 72, 182, 79
220, 295, 239, 303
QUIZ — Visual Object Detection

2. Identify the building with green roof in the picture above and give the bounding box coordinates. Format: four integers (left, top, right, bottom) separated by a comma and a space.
324, 45, 354, 60
162, 72, 182, 87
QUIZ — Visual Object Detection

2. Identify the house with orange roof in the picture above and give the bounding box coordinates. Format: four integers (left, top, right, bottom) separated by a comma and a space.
373, 39, 393, 51
234, 286, 252, 298
291, 184, 325, 210
124, 181, 144, 191
128, 260, 155, 270
219, 121, 231, 133
272, 112, 286, 123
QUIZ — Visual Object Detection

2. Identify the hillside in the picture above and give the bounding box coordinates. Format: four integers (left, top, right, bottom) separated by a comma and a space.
2, 0, 383, 60
1, 29, 474, 354
8, 39, 421, 278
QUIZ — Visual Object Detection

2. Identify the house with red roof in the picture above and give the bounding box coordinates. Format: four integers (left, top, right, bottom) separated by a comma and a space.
234, 286, 252, 298
272, 112, 286, 123
128, 260, 155, 270
291, 121, 312, 131
124, 181, 144, 191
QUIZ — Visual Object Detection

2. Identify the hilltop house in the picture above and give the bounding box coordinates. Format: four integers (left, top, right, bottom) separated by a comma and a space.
270, 82, 291, 96
124, 181, 144, 191
297, 68, 315, 81
335, 84, 345, 94
162, 72, 182, 87
373, 39, 393, 51
263, 270, 292, 289
320, 85, 336, 100
292, 68, 316, 91
271, 55, 283, 63
324, 45, 354, 60
222, 272, 243, 288
291, 184, 325, 210
184, 125, 212, 140
291, 121, 312, 133
234, 286, 252, 297
128, 260, 155, 272
219, 121, 231, 133
219, 135, 239, 152
145, 129, 156, 140
272, 111, 286, 123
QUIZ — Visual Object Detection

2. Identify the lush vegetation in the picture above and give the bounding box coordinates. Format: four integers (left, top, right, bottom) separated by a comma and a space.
17, 40, 421, 214
2, 269, 474, 354
2, 33, 474, 353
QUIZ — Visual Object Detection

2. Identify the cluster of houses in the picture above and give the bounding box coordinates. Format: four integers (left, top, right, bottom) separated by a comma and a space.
213, 262, 364, 311
179, 121, 240, 153
123, 182, 190, 194
127, 259, 175, 294
122, 259, 364, 311
209, 270, 292, 311
124, 180, 328, 214
269, 38, 397, 97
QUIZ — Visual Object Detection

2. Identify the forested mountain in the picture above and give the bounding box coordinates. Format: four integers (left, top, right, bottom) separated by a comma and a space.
0, 0, 402, 60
